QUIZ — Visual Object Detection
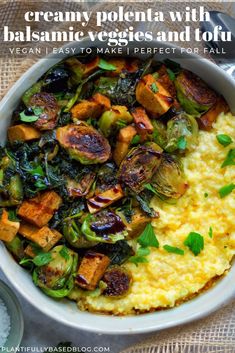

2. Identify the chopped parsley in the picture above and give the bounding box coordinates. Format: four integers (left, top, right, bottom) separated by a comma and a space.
219, 183, 235, 198
129, 223, 159, 265
20, 252, 52, 267
216, 134, 233, 147
20, 107, 43, 123
221, 149, 235, 168
138, 223, 159, 248
98, 58, 116, 71
131, 134, 141, 145
166, 68, 176, 81
184, 232, 204, 256
208, 227, 213, 238
150, 83, 159, 93
204, 192, 209, 198
163, 245, 184, 255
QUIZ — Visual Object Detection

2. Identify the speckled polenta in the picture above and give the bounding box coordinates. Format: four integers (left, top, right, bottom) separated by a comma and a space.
75, 112, 235, 314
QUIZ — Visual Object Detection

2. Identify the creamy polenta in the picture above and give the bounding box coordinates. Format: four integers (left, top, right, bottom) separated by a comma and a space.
75, 112, 235, 315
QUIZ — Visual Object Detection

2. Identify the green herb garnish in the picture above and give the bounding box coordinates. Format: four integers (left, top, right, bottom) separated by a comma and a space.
219, 183, 235, 198
204, 192, 209, 198
166, 68, 175, 81
20, 252, 52, 267
221, 149, 235, 168
131, 134, 141, 145
144, 183, 158, 195
177, 136, 187, 150
184, 232, 204, 256
208, 227, 213, 238
150, 83, 159, 93
163, 245, 184, 255
20, 107, 43, 123
98, 59, 116, 71
216, 134, 233, 147
138, 223, 159, 248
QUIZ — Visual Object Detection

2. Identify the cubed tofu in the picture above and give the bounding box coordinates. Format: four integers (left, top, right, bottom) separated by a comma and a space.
131, 107, 153, 141
19, 222, 62, 251
76, 251, 110, 290
126, 208, 152, 238
8, 124, 41, 143
87, 184, 124, 214
198, 96, 229, 130
17, 191, 62, 227
136, 74, 174, 116
0, 209, 20, 242
113, 125, 137, 166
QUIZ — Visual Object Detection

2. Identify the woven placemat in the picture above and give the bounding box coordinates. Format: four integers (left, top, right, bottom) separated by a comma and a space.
0, 1, 234, 352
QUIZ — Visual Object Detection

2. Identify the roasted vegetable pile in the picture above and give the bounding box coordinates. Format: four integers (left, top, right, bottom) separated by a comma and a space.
0, 55, 229, 303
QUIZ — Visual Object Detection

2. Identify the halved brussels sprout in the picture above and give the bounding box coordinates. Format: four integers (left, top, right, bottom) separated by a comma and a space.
165, 113, 199, 153
62, 218, 98, 249
101, 266, 132, 298
175, 70, 217, 116
99, 106, 133, 137
29, 92, 59, 130
152, 120, 167, 149
33, 245, 78, 298
119, 143, 162, 194
151, 153, 188, 199
56, 124, 111, 164
81, 210, 128, 244
6, 234, 25, 260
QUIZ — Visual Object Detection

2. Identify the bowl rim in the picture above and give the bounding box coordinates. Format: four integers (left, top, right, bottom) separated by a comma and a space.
0, 279, 24, 347
0, 38, 235, 334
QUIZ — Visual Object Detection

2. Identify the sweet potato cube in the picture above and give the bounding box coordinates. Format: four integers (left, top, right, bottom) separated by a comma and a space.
83, 57, 100, 76
113, 125, 137, 166
198, 96, 229, 130
87, 184, 124, 214
17, 191, 62, 227
131, 107, 153, 141
136, 74, 173, 116
92, 93, 111, 111
71, 100, 101, 121
76, 251, 110, 290
8, 124, 41, 143
0, 209, 20, 242
19, 222, 62, 251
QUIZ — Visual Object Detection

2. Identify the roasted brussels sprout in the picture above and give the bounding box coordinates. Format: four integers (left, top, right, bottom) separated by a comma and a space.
66, 172, 95, 198
152, 120, 167, 149
42, 67, 70, 93
56, 124, 111, 164
175, 70, 217, 116
33, 245, 78, 298
81, 210, 128, 244
5, 234, 25, 260
165, 113, 199, 153
151, 153, 188, 199
99, 106, 133, 137
62, 217, 98, 249
95, 77, 118, 100
102, 266, 132, 298
119, 143, 162, 193
29, 92, 59, 130
22, 81, 43, 107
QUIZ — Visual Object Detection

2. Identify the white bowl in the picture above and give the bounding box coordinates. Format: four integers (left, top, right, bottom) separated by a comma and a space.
0, 40, 235, 334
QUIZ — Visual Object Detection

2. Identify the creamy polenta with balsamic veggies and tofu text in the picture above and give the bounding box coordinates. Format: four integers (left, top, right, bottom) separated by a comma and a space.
0, 55, 234, 315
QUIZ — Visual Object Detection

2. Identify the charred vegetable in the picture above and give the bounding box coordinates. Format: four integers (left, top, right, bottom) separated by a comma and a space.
99, 106, 133, 137
151, 153, 188, 199
119, 143, 162, 193
165, 113, 199, 153
102, 266, 132, 297
175, 70, 217, 116
56, 124, 111, 164
81, 210, 128, 244
33, 245, 78, 298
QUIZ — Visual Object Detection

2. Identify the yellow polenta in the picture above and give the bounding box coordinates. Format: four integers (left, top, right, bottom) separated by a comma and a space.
76, 112, 235, 315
